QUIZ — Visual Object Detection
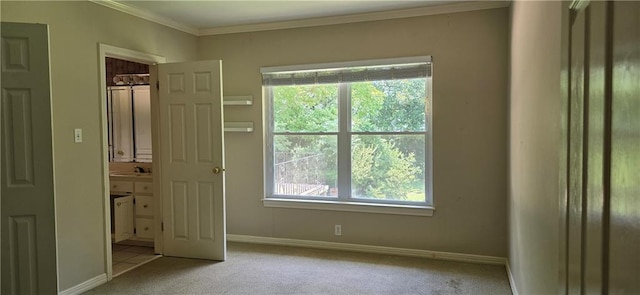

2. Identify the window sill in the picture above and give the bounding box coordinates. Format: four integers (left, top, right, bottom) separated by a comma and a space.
262, 198, 434, 217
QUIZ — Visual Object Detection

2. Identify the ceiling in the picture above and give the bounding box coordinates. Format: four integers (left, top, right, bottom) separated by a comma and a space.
94, 0, 509, 35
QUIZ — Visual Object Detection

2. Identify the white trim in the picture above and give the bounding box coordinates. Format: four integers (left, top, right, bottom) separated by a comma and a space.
224, 121, 254, 133
264, 198, 434, 216
90, 1, 509, 37
227, 235, 505, 265
98, 44, 165, 282
261, 56, 431, 74
200, 1, 510, 36
58, 274, 107, 295
88, 0, 199, 36
505, 260, 519, 295
223, 95, 253, 106
100, 44, 165, 66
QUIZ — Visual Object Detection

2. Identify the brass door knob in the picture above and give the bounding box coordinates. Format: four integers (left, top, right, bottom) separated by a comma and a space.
117, 150, 124, 155
212, 167, 225, 174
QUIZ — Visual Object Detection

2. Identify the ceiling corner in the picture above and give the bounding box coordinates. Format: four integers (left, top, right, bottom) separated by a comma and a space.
89, 0, 200, 36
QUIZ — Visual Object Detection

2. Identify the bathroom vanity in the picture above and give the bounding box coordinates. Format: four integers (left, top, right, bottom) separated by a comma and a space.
109, 172, 154, 244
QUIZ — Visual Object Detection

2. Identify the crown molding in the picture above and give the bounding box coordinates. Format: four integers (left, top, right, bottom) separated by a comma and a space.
89, 0, 199, 36
90, 0, 510, 37
199, 1, 511, 36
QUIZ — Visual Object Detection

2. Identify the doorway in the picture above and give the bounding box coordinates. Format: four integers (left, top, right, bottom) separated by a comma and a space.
98, 44, 166, 280
99, 45, 228, 281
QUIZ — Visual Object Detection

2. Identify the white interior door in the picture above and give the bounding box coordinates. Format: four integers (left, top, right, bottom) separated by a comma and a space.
158, 60, 226, 260
1, 22, 58, 294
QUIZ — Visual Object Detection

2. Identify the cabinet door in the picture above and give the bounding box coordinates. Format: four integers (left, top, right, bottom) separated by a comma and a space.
110, 86, 134, 162
133, 85, 152, 162
113, 195, 134, 243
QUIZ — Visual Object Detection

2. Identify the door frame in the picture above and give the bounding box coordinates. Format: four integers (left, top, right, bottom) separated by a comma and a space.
97, 44, 165, 281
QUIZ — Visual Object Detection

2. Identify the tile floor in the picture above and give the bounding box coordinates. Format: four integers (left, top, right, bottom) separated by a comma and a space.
112, 244, 161, 276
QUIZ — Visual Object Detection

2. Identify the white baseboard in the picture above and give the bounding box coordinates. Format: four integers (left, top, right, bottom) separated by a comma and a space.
59, 273, 107, 295
227, 234, 506, 265
505, 260, 519, 295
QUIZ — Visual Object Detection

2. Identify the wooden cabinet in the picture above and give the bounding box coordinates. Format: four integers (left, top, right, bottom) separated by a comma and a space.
133, 178, 153, 240
109, 176, 154, 242
108, 85, 152, 163
112, 194, 134, 243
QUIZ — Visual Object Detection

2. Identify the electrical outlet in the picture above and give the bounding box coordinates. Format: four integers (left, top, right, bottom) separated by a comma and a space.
335, 224, 342, 236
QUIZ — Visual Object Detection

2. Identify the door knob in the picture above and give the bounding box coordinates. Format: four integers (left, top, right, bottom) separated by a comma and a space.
212, 167, 225, 174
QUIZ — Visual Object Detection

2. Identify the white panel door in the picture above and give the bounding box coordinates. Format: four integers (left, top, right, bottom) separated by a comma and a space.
159, 60, 226, 260
1, 22, 58, 294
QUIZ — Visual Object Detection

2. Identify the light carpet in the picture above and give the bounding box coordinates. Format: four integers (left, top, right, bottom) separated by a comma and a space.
86, 242, 512, 294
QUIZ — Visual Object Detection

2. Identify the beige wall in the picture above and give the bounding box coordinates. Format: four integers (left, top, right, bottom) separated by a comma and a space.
509, 1, 562, 293
199, 8, 509, 257
1, 1, 198, 290
2, 2, 512, 290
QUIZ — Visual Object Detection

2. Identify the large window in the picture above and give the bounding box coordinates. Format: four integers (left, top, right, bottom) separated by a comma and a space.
262, 57, 432, 211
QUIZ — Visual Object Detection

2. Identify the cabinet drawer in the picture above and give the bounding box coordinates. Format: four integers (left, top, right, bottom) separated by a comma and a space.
135, 181, 153, 194
136, 218, 154, 239
135, 195, 153, 216
110, 180, 133, 193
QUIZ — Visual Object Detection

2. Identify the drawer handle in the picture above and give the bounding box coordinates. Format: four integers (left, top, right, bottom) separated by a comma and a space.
144, 186, 149, 190
143, 204, 148, 208
117, 202, 121, 206
113, 185, 117, 188
144, 227, 149, 231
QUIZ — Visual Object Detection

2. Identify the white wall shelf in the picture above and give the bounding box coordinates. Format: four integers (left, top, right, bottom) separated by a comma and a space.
223, 95, 253, 106
224, 121, 254, 133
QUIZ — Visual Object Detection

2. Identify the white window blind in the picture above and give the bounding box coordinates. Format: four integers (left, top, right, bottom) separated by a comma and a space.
262, 58, 432, 86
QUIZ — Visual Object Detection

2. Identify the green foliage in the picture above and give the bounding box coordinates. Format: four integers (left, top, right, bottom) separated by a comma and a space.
352, 79, 426, 132
352, 138, 421, 200
273, 84, 338, 132
351, 82, 384, 132
272, 78, 427, 201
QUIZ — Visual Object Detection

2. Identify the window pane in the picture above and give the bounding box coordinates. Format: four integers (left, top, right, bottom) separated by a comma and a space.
351, 135, 425, 202
274, 135, 338, 197
273, 84, 339, 132
351, 79, 426, 132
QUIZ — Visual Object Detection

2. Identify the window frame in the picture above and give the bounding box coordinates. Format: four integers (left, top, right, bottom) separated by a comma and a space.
263, 56, 434, 216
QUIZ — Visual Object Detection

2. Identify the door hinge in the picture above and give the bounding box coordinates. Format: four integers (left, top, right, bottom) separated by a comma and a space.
156, 80, 159, 90
161, 222, 164, 231
133, 197, 136, 204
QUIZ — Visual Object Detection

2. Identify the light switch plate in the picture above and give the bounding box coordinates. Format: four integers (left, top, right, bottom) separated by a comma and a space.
74, 128, 82, 143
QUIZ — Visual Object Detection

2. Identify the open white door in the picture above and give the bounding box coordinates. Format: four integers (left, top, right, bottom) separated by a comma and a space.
158, 60, 226, 260
1, 22, 58, 293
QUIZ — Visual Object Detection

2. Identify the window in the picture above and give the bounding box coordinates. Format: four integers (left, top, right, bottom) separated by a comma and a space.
262, 57, 433, 214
